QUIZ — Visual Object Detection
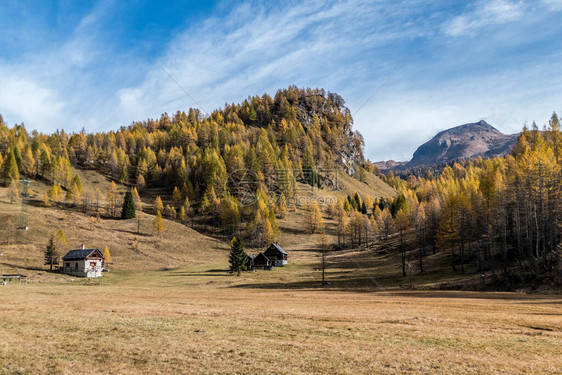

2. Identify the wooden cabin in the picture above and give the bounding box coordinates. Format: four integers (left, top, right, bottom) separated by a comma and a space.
245, 253, 255, 270
62, 245, 104, 278
263, 243, 288, 267
253, 252, 272, 270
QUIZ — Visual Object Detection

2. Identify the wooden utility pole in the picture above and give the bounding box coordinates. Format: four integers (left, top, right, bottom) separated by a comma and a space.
408, 262, 413, 289
319, 233, 329, 287
18, 180, 31, 230
322, 249, 325, 287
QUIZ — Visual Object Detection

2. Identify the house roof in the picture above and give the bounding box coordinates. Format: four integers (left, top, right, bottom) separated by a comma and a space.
253, 252, 270, 262
266, 243, 287, 255
62, 248, 103, 260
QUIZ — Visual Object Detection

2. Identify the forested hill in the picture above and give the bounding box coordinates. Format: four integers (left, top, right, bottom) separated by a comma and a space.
0, 86, 375, 247
122, 85, 365, 179
0, 86, 367, 188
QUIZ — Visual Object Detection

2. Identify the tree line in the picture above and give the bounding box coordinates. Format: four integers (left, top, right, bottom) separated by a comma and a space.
378, 115, 562, 286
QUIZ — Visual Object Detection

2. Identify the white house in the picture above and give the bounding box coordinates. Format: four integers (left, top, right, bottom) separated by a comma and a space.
62, 245, 104, 278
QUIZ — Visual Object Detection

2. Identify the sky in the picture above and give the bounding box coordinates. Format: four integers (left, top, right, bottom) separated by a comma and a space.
1, 0, 562, 161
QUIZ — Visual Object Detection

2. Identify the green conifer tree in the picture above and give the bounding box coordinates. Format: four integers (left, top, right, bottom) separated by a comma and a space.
121, 191, 136, 219
229, 236, 247, 276
361, 201, 367, 214
354, 193, 362, 211
44, 235, 59, 271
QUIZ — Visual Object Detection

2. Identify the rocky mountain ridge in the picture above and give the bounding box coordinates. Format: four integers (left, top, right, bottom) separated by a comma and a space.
375, 120, 518, 169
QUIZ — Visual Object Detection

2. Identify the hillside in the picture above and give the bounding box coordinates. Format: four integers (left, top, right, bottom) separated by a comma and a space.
0, 92, 559, 295
0, 172, 511, 290
0, 86, 391, 249
0, 163, 395, 277
0, 181, 229, 277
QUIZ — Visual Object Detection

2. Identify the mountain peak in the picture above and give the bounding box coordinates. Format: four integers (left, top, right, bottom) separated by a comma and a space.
435, 120, 499, 137
406, 121, 517, 168
473, 120, 498, 131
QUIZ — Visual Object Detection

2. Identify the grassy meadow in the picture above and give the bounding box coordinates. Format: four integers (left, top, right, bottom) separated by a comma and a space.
0, 176, 561, 374
1, 270, 561, 374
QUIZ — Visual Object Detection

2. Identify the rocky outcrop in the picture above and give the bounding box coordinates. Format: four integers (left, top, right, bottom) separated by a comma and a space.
373, 160, 407, 170
338, 130, 364, 175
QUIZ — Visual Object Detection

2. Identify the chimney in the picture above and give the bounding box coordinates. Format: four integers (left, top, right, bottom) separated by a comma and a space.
81, 244, 86, 249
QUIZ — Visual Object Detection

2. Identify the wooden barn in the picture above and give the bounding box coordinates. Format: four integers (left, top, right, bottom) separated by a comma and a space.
263, 243, 288, 267
245, 253, 255, 270
62, 245, 104, 278
253, 252, 272, 270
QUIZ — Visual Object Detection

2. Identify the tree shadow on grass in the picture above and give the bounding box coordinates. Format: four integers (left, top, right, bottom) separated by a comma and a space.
167, 273, 232, 277
230, 275, 389, 291
0, 262, 45, 272
279, 226, 309, 236
165, 268, 231, 277
113, 228, 153, 237
205, 269, 229, 273
379, 290, 562, 300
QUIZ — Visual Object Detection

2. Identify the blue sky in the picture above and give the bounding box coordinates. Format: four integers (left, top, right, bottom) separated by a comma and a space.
1, 0, 562, 161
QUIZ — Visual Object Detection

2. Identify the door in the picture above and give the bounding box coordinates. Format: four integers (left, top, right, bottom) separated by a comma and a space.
88, 262, 96, 277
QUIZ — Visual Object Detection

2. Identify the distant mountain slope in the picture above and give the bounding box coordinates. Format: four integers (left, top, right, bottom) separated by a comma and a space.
372, 160, 407, 170
406, 120, 518, 168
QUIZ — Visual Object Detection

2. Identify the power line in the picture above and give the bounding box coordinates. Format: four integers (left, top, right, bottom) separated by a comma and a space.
153, 60, 210, 116
353, 54, 414, 116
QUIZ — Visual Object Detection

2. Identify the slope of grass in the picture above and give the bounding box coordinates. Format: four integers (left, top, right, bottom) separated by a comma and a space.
0, 184, 228, 277
0, 166, 545, 293
339, 169, 397, 199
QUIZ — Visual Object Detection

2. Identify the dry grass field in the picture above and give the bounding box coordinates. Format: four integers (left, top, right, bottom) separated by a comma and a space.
1, 174, 561, 374
1, 271, 561, 374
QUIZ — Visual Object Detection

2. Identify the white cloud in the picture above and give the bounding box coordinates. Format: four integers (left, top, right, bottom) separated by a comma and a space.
115, 0, 427, 123
1, 0, 562, 163
0, 69, 65, 127
444, 0, 525, 37
354, 61, 562, 161
0, 1, 147, 132
541, 0, 562, 11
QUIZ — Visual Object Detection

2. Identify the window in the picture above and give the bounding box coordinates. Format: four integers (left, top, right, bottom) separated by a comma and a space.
65, 263, 70, 268
75, 263, 78, 270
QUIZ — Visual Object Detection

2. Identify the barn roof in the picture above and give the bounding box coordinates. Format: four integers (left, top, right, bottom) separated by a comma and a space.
266, 243, 287, 255
62, 248, 103, 260
254, 252, 270, 262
